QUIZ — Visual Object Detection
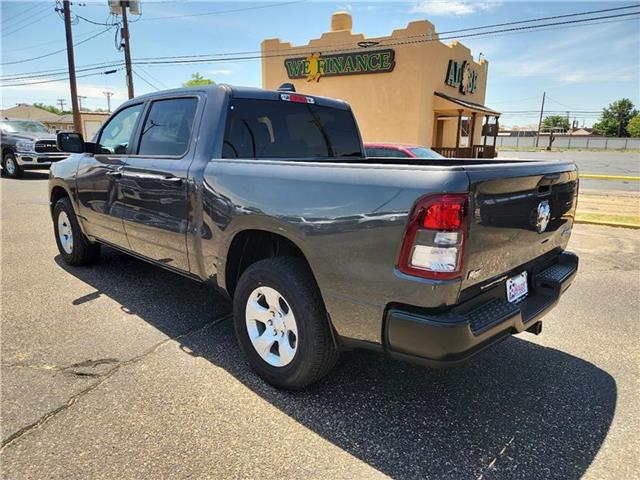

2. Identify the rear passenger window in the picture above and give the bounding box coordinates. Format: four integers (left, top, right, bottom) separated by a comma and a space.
222, 98, 363, 160
137, 98, 197, 157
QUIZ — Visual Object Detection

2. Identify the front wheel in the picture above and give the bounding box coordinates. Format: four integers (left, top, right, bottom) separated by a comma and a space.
2, 152, 23, 178
233, 257, 339, 390
53, 197, 101, 266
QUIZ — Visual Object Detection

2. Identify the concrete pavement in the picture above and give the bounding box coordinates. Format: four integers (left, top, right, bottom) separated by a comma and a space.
1, 172, 639, 479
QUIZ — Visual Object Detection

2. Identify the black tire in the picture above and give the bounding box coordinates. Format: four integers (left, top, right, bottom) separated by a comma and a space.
2, 152, 23, 178
53, 197, 101, 266
233, 257, 339, 390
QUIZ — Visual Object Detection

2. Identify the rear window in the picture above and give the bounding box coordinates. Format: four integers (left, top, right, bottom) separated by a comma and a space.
222, 98, 363, 160
407, 147, 444, 159
366, 147, 411, 158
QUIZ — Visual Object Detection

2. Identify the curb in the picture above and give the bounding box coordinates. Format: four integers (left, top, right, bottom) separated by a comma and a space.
580, 174, 640, 181
574, 218, 640, 229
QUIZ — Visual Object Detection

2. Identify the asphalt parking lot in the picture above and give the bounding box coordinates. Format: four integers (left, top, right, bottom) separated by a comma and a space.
498, 150, 640, 193
1, 171, 639, 479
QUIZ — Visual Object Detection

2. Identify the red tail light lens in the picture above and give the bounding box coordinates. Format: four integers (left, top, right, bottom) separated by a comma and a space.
398, 193, 469, 280
423, 200, 464, 230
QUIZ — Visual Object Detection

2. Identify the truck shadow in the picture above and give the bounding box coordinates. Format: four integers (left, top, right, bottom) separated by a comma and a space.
56, 248, 617, 480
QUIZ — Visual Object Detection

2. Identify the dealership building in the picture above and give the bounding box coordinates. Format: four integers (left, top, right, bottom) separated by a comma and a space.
262, 12, 501, 157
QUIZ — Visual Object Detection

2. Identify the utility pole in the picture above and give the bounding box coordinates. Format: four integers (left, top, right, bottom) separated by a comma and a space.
120, 1, 134, 99
535, 91, 546, 148
62, 0, 81, 133
103, 91, 114, 112
617, 112, 624, 137
57, 99, 66, 112
78, 95, 87, 112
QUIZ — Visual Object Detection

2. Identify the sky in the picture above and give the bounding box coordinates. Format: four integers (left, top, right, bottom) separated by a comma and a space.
1, 0, 639, 128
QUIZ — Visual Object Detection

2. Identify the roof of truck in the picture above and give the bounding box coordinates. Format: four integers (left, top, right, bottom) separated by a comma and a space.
129, 84, 351, 111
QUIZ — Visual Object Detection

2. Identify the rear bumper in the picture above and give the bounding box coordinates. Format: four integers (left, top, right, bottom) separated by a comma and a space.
385, 251, 578, 366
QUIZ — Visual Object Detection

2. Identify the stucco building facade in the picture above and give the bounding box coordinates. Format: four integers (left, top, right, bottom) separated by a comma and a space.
262, 12, 500, 157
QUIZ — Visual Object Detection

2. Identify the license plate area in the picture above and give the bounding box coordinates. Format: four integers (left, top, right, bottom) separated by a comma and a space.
506, 271, 528, 303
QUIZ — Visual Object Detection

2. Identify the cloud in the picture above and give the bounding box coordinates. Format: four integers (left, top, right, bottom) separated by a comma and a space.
338, 4, 352, 11
493, 58, 637, 86
410, 0, 499, 16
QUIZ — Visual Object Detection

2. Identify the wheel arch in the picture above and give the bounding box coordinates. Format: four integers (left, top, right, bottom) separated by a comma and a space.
223, 229, 312, 297
223, 227, 340, 350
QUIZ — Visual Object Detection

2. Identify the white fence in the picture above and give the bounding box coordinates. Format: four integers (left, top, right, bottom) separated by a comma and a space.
496, 135, 640, 150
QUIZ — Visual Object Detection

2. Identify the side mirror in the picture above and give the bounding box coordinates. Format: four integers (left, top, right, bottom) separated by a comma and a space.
56, 132, 85, 153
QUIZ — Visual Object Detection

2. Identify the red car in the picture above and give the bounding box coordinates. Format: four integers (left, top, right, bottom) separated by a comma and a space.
365, 143, 444, 159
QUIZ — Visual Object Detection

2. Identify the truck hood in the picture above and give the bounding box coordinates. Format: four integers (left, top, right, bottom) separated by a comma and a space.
5, 132, 56, 141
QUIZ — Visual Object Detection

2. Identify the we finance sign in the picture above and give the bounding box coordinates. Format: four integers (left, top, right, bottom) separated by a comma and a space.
284, 49, 395, 82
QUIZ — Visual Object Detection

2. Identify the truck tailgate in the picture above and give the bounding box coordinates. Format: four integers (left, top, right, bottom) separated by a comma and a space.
462, 160, 578, 290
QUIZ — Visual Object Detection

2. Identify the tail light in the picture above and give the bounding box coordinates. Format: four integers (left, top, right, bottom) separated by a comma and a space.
398, 193, 469, 280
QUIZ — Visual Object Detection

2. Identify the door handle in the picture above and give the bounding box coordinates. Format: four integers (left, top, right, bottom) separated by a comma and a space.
106, 170, 122, 179
161, 175, 183, 184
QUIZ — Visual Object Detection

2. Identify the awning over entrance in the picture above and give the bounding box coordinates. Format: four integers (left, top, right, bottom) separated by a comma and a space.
432, 92, 501, 159
434, 91, 501, 116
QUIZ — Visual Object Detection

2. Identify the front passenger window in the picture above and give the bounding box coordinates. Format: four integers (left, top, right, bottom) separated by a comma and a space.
97, 104, 143, 154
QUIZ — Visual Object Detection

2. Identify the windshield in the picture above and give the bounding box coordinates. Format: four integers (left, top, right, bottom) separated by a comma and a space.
407, 147, 444, 159
0, 120, 49, 134
223, 98, 363, 160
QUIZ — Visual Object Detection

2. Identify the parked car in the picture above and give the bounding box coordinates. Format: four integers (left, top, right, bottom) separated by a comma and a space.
49, 85, 579, 389
365, 142, 444, 159
1, 118, 69, 178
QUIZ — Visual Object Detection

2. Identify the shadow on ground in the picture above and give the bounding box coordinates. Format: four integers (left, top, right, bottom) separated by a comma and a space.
57, 247, 617, 480
1, 171, 50, 181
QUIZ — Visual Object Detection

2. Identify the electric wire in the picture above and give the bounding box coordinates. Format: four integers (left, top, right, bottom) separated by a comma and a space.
2, 7, 639, 86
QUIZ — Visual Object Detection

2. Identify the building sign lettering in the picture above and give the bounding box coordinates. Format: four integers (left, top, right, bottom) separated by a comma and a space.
445, 59, 478, 95
285, 49, 395, 82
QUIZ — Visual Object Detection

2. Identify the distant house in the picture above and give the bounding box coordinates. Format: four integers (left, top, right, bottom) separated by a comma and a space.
1, 104, 110, 139
570, 128, 595, 136
0, 104, 65, 130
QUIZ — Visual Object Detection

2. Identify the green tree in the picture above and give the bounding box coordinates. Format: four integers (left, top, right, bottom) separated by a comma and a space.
33, 102, 62, 115
625, 115, 640, 137
592, 99, 638, 137
183, 72, 214, 87
541, 115, 570, 132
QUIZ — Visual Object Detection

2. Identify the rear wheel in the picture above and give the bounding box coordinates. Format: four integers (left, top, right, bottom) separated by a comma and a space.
53, 197, 101, 266
2, 152, 23, 178
233, 257, 339, 390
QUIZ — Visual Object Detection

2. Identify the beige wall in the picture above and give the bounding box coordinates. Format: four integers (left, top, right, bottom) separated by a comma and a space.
262, 13, 490, 147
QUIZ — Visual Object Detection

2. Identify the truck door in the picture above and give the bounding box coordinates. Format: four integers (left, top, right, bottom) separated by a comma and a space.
75, 103, 144, 248
118, 96, 199, 272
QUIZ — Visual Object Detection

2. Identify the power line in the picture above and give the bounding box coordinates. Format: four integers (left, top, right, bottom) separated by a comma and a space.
3, 7, 639, 84
1, 5, 54, 38
139, 0, 307, 21
1, 28, 114, 66
133, 70, 160, 91
1, 1, 47, 25
1, 69, 123, 88
4, 4, 637, 77
130, 4, 640, 62
136, 66, 170, 89
127, 11, 640, 67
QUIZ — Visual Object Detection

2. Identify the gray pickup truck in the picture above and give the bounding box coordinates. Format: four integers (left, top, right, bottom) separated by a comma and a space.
1, 119, 69, 178
49, 85, 579, 389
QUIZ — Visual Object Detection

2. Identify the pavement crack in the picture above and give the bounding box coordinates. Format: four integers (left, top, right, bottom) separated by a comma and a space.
0, 314, 232, 452
476, 436, 515, 480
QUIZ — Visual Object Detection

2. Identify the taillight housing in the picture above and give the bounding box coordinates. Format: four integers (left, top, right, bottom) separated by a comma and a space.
398, 193, 469, 280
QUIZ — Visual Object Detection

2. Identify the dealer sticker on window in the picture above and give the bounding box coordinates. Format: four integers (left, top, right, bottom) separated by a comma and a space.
506, 271, 528, 303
